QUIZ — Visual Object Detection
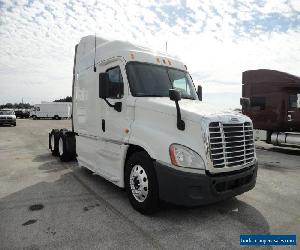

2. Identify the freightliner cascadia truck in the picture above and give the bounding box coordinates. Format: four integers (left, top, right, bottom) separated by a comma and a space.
49, 36, 257, 214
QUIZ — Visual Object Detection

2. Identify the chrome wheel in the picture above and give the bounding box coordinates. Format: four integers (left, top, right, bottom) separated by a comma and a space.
50, 134, 54, 151
59, 137, 63, 156
130, 165, 148, 202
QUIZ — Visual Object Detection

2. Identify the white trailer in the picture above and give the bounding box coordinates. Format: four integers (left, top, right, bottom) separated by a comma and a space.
31, 102, 72, 119
49, 36, 258, 214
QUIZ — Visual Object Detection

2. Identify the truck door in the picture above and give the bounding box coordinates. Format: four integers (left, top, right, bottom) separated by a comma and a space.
287, 93, 300, 130
97, 59, 131, 182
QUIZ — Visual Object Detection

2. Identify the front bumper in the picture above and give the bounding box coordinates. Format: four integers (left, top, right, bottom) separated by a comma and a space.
155, 161, 257, 206
0, 119, 16, 125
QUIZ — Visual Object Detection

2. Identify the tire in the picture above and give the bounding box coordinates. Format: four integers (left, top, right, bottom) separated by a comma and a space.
266, 130, 272, 144
49, 129, 60, 156
58, 131, 75, 162
53, 115, 61, 120
125, 151, 159, 214
32, 115, 37, 120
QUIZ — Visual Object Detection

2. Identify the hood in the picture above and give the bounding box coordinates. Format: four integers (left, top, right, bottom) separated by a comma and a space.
135, 97, 250, 124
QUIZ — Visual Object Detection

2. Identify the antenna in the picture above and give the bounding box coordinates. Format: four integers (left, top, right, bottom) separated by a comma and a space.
165, 41, 168, 52
93, 33, 97, 72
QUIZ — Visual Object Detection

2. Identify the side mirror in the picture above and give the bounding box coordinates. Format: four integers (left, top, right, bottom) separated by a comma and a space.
99, 73, 109, 99
169, 89, 181, 101
240, 97, 250, 109
169, 89, 185, 131
197, 85, 202, 101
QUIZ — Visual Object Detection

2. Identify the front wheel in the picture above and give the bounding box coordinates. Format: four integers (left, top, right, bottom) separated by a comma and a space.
125, 152, 159, 214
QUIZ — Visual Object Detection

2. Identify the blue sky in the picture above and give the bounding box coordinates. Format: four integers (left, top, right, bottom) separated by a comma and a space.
0, 0, 300, 108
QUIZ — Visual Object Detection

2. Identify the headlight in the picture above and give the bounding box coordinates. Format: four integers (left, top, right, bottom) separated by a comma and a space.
169, 144, 205, 169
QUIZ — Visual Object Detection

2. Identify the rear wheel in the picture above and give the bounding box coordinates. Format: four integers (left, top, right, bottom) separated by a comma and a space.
125, 151, 159, 214
58, 131, 76, 162
49, 129, 60, 156
58, 137, 64, 158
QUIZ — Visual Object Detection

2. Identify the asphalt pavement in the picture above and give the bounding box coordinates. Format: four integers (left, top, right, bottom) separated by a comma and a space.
0, 119, 299, 249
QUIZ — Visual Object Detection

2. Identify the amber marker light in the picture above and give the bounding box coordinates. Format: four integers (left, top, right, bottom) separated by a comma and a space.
162, 59, 166, 64
167, 59, 172, 65
156, 58, 160, 63
169, 144, 178, 166
124, 128, 129, 134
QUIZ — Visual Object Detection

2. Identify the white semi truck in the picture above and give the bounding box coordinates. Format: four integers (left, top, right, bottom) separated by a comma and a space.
31, 102, 72, 119
49, 36, 257, 214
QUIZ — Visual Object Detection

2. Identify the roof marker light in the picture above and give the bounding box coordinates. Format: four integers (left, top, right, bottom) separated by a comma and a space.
130, 53, 135, 60
168, 59, 172, 65
162, 59, 166, 64
156, 58, 160, 63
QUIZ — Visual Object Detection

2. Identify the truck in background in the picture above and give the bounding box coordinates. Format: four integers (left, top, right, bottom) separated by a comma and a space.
241, 69, 300, 146
49, 36, 257, 214
14, 108, 30, 119
31, 102, 72, 120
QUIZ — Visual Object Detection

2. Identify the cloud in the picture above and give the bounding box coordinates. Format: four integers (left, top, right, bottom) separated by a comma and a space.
0, 0, 299, 108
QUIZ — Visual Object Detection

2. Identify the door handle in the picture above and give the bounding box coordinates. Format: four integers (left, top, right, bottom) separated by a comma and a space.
102, 119, 105, 132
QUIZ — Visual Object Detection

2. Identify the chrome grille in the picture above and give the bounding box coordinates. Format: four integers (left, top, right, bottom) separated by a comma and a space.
209, 122, 255, 168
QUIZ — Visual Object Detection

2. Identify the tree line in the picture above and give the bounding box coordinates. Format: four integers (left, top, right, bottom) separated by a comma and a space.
53, 96, 72, 102
0, 96, 72, 109
0, 103, 32, 109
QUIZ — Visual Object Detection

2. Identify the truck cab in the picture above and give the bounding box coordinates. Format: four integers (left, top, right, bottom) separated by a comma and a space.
50, 36, 257, 214
242, 69, 300, 145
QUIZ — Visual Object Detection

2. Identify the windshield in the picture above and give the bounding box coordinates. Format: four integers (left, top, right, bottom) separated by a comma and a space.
126, 62, 198, 99
0, 110, 14, 115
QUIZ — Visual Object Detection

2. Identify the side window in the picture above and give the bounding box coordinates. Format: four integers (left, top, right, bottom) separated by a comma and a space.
250, 97, 266, 111
106, 66, 124, 99
169, 69, 192, 97
173, 78, 191, 95
288, 94, 298, 108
